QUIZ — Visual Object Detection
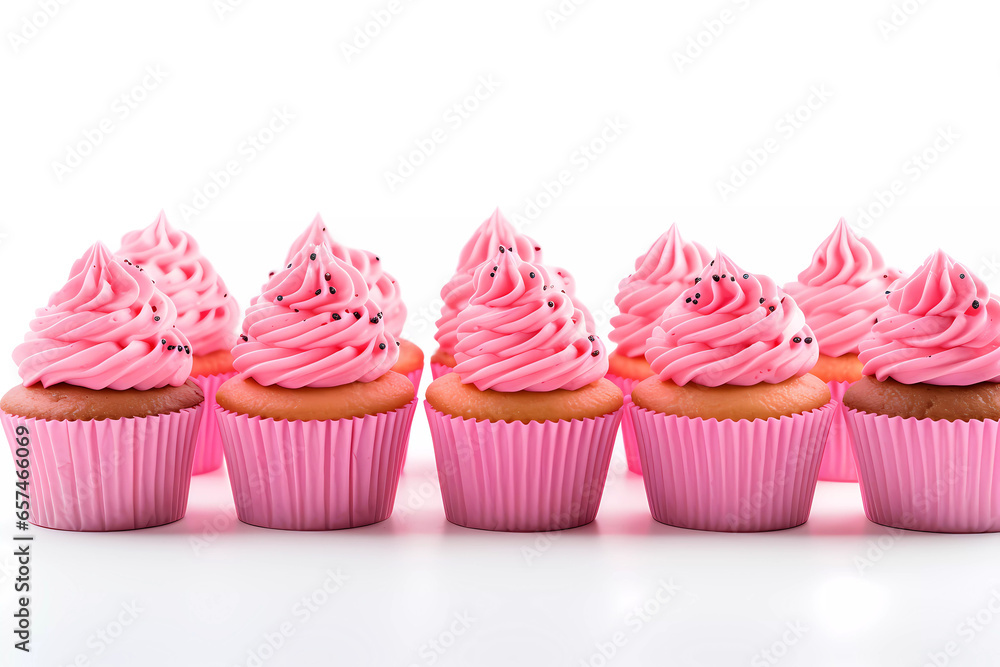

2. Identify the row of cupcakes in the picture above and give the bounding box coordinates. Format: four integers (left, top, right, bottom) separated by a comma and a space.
426, 210, 1000, 533
3, 209, 999, 534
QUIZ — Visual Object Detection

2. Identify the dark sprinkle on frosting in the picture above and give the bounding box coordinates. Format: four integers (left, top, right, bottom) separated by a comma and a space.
804, 337, 813, 344
379, 343, 386, 350
591, 350, 600, 357
353, 312, 361, 319
276, 295, 283, 301
588, 335, 595, 341
310, 253, 317, 261
793, 336, 802, 343
973, 300, 981, 309
332, 313, 341, 321
153, 316, 160, 321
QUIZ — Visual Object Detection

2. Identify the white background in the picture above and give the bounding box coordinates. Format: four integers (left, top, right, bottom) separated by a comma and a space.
2, 1, 1000, 665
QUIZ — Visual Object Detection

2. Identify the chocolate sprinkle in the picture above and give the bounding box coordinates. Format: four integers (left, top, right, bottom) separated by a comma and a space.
591, 350, 600, 357
804, 337, 813, 344
588, 335, 595, 341
332, 313, 341, 321
973, 300, 981, 309
153, 316, 160, 321
310, 253, 317, 260
379, 343, 386, 350
325, 272, 331, 281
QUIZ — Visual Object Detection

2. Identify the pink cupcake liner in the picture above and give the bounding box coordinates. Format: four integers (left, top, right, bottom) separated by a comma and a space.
399, 368, 423, 468
846, 409, 1000, 533
630, 401, 835, 532
817, 380, 857, 482
216, 399, 417, 530
606, 372, 647, 475
430, 361, 453, 380
424, 403, 623, 532
405, 367, 424, 395
2, 406, 203, 531
190, 371, 235, 475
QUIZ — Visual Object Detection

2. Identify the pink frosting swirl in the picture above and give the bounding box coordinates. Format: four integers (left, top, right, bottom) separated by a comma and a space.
858, 249, 1000, 385
13, 242, 193, 390
234, 244, 397, 388
116, 211, 239, 355
435, 208, 592, 355
454, 246, 607, 392
783, 218, 903, 357
645, 251, 818, 387
609, 224, 711, 358
273, 214, 407, 338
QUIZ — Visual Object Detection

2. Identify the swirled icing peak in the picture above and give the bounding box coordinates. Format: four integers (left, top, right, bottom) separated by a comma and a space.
13, 242, 193, 390
645, 251, 818, 387
453, 246, 607, 392
454, 207, 542, 273
435, 208, 592, 355
784, 218, 903, 357
234, 243, 397, 388
609, 224, 711, 358
117, 210, 239, 355
276, 214, 407, 338
858, 249, 1000, 385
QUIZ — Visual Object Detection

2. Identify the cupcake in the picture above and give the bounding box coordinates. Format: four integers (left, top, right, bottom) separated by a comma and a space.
629, 251, 835, 532
784, 218, 903, 482
607, 224, 710, 474
1, 243, 203, 531
844, 250, 1000, 533
117, 211, 240, 475
215, 243, 416, 530
431, 207, 593, 379
425, 245, 623, 532
275, 214, 423, 391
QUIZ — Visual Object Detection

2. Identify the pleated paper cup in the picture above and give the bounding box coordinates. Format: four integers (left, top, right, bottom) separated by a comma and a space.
606, 372, 648, 475
430, 361, 453, 381
399, 368, 424, 469
190, 371, 235, 475
425, 403, 623, 532
2, 406, 203, 532
630, 401, 835, 532
405, 368, 424, 395
217, 399, 417, 530
817, 380, 857, 482
846, 409, 1000, 533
